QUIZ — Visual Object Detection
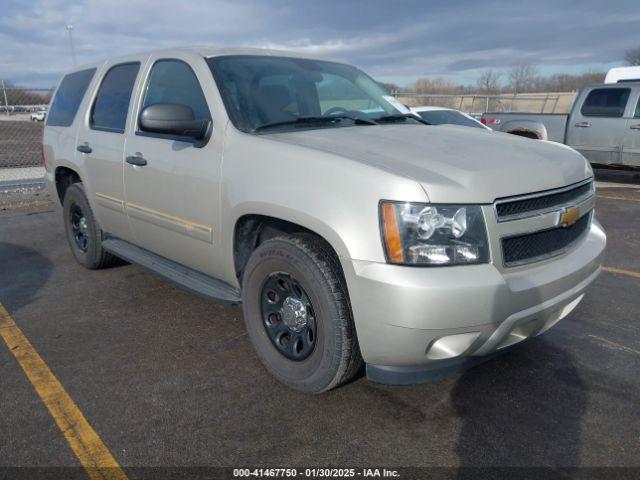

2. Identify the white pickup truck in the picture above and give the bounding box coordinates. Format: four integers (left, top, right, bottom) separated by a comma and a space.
30, 110, 47, 122
482, 81, 640, 168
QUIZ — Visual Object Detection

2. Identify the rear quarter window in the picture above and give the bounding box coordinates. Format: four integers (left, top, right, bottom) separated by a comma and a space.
580, 88, 630, 118
46, 68, 96, 127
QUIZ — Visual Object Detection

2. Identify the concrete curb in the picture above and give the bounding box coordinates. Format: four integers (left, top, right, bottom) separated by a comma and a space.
0, 167, 46, 183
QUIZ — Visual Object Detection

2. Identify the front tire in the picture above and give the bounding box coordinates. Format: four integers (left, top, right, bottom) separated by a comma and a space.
241, 234, 362, 394
62, 183, 118, 269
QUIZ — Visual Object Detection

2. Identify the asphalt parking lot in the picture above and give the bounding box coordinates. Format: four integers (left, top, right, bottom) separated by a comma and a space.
1, 170, 640, 478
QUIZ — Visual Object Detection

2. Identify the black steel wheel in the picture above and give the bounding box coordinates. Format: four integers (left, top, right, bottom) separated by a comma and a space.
62, 183, 119, 269
241, 234, 363, 394
261, 272, 317, 361
69, 203, 89, 252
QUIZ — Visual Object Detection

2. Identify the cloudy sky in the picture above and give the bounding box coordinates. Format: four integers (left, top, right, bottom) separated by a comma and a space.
1, 0, 638, 88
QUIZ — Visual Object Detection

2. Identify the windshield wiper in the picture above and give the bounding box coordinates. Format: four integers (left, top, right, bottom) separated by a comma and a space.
253, 114, 377, 133
374, 113, 430, 125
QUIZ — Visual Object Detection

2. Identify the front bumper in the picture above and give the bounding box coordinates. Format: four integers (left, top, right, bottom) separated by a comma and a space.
342, 220, 606, 384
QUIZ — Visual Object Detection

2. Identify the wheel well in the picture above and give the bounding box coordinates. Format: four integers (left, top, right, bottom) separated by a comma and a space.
507, 129, 541, 140
233, 215, 337, 281
54, 167, 81, 203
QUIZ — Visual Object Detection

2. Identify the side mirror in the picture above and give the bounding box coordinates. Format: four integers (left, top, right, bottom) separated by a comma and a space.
139, 103, 211, 140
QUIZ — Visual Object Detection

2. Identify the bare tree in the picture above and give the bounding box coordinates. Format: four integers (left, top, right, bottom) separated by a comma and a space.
0, 80, 51, 106
531, 71, 605, 92
379, 82, 402, 94
411, 77, 461, 95
625, 47, 640, 66
476, 70, 502, 94
509, 63, 539, 94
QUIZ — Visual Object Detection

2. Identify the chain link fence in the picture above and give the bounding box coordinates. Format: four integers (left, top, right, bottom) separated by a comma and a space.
393, 92, 577, 116
0, 86, 577, 171
0, 87, 53, 169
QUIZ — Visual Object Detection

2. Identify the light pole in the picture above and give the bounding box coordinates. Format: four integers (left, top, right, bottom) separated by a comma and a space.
1, 79, 8, 116
66, 24, 77, 66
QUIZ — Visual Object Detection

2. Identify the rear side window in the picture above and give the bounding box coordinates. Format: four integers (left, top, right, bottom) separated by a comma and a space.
91, 62, 140, 133
581, 88, 630, 118
141, 60, 211, 123
46, 68, 96, 127
635, 98, 640, 118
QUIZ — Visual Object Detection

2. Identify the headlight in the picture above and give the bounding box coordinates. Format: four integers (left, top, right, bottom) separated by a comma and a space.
380, 201, 489, 266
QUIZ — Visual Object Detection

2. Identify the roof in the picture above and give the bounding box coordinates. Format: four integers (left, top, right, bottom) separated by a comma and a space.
64, 46, 337, 75
605, 66, 640, 84
194, 46, 333, 62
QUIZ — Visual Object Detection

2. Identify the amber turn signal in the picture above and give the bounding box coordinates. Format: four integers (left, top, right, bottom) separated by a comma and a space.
381, 203, 405, 263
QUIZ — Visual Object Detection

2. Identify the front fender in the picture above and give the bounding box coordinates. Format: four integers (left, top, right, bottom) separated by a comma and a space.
229, 201, 352, 261
219, 196, 382, 288
217, 129, 428, 285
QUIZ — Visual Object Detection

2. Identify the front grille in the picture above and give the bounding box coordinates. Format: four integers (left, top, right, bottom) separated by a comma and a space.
496, 181, 593, 220
502, 213, 591, 266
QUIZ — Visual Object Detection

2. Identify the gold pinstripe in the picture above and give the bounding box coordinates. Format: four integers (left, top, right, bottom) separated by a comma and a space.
95, 192, 213, 236
95, 192, 124, 206
125, 202, 212, 234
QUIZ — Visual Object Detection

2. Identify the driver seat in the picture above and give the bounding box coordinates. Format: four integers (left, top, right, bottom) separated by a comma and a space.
253, 85, 297, 124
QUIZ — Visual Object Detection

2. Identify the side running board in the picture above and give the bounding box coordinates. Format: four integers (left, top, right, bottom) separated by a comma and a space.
102, 238, 241, 305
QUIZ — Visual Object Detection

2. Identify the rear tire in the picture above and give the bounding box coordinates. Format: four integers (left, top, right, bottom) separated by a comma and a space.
241, 233, 363, 394
62, 183, 118, 269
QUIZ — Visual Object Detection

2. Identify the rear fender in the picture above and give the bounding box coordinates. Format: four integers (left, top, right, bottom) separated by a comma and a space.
501, 120, 548, 140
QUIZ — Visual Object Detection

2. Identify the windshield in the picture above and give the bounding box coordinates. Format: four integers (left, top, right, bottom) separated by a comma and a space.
416, 109, 485, 129
207, 55, 419, 133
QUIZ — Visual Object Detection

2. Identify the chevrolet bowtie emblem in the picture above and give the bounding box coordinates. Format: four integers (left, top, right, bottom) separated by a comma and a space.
559, 207, 580, 227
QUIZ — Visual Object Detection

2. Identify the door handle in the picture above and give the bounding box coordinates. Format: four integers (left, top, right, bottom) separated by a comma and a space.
630, 124, 640, 130
76, 144, 92, 154
574, 122, 591, 128
126, 155, 147, 167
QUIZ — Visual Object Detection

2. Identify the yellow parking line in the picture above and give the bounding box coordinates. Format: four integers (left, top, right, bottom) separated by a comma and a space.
602, 266, 640, 279
0, 303, 128, 480
597, 194, 640, 203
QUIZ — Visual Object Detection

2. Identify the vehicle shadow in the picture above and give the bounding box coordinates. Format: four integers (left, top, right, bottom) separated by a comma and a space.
451, 338, 586, 477
594, 167, 640, 185
0, 242, 53, 313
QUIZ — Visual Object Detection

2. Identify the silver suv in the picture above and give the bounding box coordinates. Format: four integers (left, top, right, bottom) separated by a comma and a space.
43, 47, 606, 393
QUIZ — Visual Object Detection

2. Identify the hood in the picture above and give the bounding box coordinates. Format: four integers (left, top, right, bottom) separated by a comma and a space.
264, 124, 592, 203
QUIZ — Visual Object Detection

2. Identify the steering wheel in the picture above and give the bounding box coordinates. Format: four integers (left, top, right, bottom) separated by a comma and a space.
323, 106, 349, 116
